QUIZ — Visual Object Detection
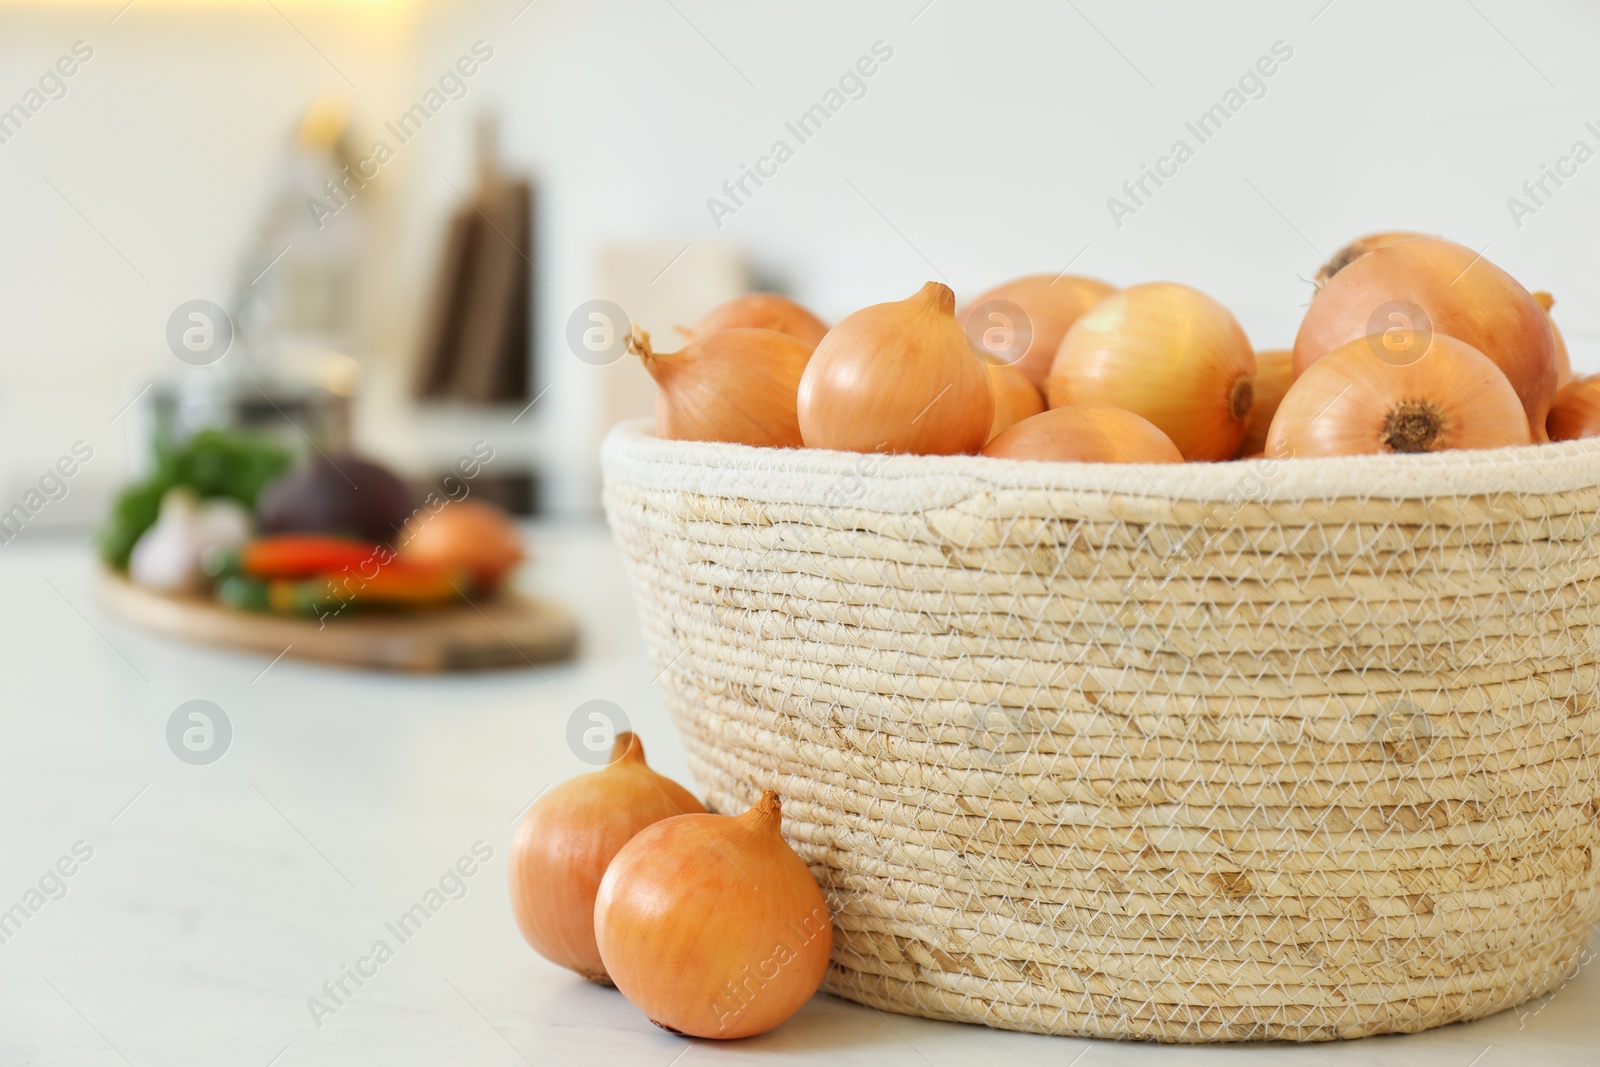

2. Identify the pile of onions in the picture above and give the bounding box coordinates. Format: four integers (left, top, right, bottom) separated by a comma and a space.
508, 735, 830, 1039
595, 791, 831, 1039
1295, 236, 1557, 437
508, 733, 703, 983
631, 232, 1587, 464
1047, 282, 1256, 461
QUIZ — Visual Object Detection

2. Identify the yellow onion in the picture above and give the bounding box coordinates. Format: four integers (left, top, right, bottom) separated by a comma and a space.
630, 326, 812, 448
509, 732, 703, 983
1533, 291, 1574, 387
1314, 230, 1430, 286
399, 499, 523, 592
798, 281, 992, 455
957, 274, 1116, 390
985, 361, 1045, 442
1548, 375, 1600, 441
1237, 348, 1294, 457
1047, 282, 1255, 461
684, 292, 829, 347
594, 790, 830, 1039
1266, 332, 1531, 458
983, 405, 1182, 464
1295, 237, 1557, 436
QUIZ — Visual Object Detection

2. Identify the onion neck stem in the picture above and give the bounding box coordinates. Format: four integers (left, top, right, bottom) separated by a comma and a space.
610, 731, 644, 764
626, 325, 654, 363
746, 789, 783, 834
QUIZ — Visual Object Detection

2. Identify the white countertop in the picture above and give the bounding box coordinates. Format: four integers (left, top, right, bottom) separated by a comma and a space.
0, 524, 1595, 1066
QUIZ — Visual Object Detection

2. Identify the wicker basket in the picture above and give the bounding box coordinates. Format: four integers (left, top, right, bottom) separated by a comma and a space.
600, 420, 1600, 1043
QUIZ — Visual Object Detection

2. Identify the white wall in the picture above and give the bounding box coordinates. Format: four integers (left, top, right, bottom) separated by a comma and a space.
3, 0, 1598, 519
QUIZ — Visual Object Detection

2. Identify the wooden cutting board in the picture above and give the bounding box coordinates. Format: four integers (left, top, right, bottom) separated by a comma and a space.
98, 569, 578, 672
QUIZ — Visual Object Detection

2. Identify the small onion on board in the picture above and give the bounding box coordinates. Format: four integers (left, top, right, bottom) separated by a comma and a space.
957, 274, 1116, 390
1237, 348, 1295, 458
1548, 375, 1600, 441
1047, 282, 1255, 461
508, 733, 704, 984
798, 281, 993, 455
983, 405, 1183, 464
595, 790, 831, 1039
630, 326, 813, 448
1294, 237, 1558, 438
1266, 332, 1532, 458
682, 292, 830, 347
985, 361, 1046, 442
399, 499, 524, 592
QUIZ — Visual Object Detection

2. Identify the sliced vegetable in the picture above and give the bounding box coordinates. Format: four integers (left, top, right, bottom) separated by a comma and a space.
241, 536, 385, 579
309, 561, 467, 610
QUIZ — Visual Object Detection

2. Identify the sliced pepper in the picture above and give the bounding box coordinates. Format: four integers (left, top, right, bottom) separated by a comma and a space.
301, 560, 470, 614
241, 536, 388, 580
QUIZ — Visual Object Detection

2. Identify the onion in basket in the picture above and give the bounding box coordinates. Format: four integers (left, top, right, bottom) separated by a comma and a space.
630, 326, 813, 448
1313, 230, 1430, 286
957, 273, 1115, 389
1237, 348, 1295, 458
983, 405, 1182, 463
1266, 333, 1532, 457
1547, 375, 1600, 441
509, 732, 703, 983
594, 790, 830, 1039
1294, 237, 1558, 438
1532, 291, 1574, 388
682, 292, 829, 347
985, 361, 1045, 441
1047, 282, 1256, 461
798, 281, 993, 455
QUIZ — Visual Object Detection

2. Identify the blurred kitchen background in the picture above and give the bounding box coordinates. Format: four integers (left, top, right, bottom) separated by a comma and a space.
2, 0, 1597, 526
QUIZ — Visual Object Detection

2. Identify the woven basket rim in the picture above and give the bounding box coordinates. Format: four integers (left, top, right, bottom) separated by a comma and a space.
603, 420, 1600, 510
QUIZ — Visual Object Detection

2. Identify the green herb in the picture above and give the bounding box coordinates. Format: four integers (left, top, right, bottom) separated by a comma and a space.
98, 429, 293, 570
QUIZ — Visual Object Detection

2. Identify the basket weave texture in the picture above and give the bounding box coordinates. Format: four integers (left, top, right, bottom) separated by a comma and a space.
600, 421, 1600, 1043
